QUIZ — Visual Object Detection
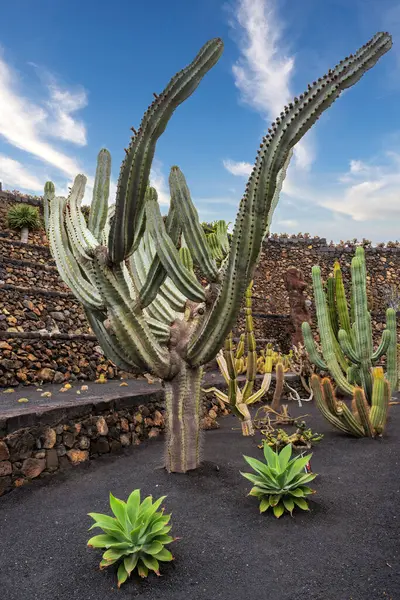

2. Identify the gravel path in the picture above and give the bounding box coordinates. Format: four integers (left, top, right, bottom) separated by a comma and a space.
0, 401, 399, 600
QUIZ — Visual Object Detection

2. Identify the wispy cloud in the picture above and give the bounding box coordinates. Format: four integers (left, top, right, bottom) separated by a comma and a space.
46, 83, 87, 146
150, 159, 170, 206
0, 53, 86, 192
0, 155, 43, 192
223, 159, 252, 177
277, 219, 298, 228
321, 152, 400, 222
226, 0, 314, 173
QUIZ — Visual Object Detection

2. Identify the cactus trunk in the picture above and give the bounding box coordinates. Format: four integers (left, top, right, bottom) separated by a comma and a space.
164, 365, 203, 473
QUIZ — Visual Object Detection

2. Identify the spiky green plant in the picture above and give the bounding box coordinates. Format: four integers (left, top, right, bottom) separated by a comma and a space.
87, 491, 175, 587
202, 282, 278, 436
310, 369, 390, 437
7, 203, 42, 242
241, 444, 317, 518
47, 34, 392, 473
302, 247, 397, 401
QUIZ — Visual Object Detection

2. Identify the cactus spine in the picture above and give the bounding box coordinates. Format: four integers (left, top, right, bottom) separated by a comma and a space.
311, 369, 390, 437
302, 247, 396, 402
47, 34, 392, 471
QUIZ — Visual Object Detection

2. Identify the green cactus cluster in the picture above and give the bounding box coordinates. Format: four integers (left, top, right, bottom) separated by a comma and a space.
302, 247, 397, 401
311, 369, 390, 437
203, 282, 284, 436
47, 33, 392, 473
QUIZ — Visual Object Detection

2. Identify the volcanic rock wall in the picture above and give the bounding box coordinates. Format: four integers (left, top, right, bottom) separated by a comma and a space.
1, 190, 399, 385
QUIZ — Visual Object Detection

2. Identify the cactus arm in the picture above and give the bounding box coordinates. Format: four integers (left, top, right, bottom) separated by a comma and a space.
301, 322, 328, 371
84, 308, 143, 373
266, 149, 293, 230
138, 201, 182, 309
128, 241, 178, 322
270, 362, 284, 411
179, 246, 194, 272
310, 376, 352, 434
88, 149, 111, 242
241, 283, 257, 402
338, 329, 361, 364
202, 386, 229, 404
48, 196, 103, 309
215, 220, 230, 254
187, 32, 392, 367
43, 181, 55, 234
385, 308, 397, 391
169, 166, 218, 281
310, 267, 354, 394
334, 263, 353, 342
91, 253, 170, 376
353, 387, 375, 437
145, 189, 206, 303
101, 204, 115, 246
336, 401, 365, 437
351, 256, 373, 399
371, 329, 391, 362
245, 371, 273, 405
327, 276, 339, 337
370, 368, 390, 434
108, 38, 224, 263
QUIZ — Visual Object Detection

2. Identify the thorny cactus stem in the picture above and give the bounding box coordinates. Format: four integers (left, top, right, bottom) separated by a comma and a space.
302, 246, 397, 402
48, 34, 392, 472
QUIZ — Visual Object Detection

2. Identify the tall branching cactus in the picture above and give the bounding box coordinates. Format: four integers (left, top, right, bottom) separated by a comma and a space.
302, 247, 397, 401
47, 34, 392, 473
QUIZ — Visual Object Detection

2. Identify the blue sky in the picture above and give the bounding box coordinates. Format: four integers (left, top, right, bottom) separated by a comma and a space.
0, 0, 400, 241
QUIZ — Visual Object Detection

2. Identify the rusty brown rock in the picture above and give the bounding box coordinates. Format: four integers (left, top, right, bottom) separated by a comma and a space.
0, 441, 10, 461
66, 449, 89, 464
0, 461, 12, 476
148, 428, 160, 439
21, 458, 46, 478
96, 417, 108, 436
120, 418, 129, 432
37, 367, 55, 382
120, 433, 131, 447
42, 427, 56, 449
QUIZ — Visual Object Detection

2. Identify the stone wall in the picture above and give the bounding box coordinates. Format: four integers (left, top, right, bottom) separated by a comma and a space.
0, 384, 228, 496
1, 188, 400, 386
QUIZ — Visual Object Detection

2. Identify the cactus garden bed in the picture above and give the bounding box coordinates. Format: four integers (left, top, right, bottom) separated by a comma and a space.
0, 399, 399, 600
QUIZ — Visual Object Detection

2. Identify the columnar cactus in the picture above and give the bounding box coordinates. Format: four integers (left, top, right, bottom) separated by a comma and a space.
203, 282, 279, 436
302, 247, 397, 401
310, 369, 390, 437
47, 33, 392, 472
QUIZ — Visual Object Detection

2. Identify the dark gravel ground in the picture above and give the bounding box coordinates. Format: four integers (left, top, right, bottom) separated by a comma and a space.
0, 401, 399, 600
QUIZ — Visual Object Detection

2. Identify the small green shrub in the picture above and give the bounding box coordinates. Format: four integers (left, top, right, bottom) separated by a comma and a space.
88, 490, 176, 587
7, 203, 42, 231
241, 444, 317, 518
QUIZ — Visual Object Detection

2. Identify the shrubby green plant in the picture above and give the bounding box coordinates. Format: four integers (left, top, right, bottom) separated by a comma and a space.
7, 203, 42, 242
87, 490, 175, 587
241, 444, 317, 518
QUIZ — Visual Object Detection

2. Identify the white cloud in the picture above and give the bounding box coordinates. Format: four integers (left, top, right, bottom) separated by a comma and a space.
0, 155, 43, 192
150, 160, 170, 206
321, 153, 400, 222
277, 219, 298, 228
223, 159, 252, 176
0, 54, 84, 186
46, 84, 87, 146
228, 0, 313, 171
